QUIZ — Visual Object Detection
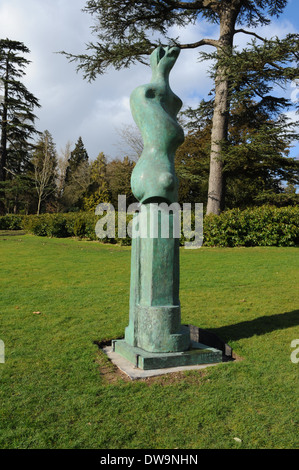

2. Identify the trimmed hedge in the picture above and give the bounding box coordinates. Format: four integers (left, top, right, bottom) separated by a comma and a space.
203, 206, 299, 247
0, 205, 298, 247
21, 213, 99, 240
0, 214, 24, 231
20, 212, 125, 244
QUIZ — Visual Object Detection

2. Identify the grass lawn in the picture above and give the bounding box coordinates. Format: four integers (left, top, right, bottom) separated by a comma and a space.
0, 233, 298, 449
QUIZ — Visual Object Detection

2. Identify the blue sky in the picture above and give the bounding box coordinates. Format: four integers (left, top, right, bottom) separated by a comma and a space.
0, 0, 298, 162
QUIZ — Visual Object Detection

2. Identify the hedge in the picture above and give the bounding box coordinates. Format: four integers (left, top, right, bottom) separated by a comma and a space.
0, 205, 298, 247
203, 206, 299, 247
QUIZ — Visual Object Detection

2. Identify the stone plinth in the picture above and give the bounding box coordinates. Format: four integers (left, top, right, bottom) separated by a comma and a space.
113, 337, 222, 370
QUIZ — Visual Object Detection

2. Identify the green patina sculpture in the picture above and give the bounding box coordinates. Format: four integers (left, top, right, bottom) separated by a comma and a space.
130, 46, 184, 205
113, 46, 222, 369
126, 46, 190, 353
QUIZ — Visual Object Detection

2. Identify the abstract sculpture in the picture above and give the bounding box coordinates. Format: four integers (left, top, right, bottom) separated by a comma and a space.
113, 46, 222, 369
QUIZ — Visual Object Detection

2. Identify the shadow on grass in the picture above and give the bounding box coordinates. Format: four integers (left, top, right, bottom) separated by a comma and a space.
209, 309, 299, 342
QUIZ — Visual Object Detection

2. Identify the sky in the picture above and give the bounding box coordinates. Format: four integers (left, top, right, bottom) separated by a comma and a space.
0, 0, 298, 162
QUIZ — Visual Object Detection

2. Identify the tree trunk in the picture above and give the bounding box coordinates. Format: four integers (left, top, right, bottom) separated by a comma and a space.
0, 56, 9, 215
206, 8, 236, 215
206, 70, 229, 215
37, 196, 41, 215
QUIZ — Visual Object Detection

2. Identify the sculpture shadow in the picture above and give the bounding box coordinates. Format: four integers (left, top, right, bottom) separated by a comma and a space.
208, 309, 299, 343
94, 310, 298, 364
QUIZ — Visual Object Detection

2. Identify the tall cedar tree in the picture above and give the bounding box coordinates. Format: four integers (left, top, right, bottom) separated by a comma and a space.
0, 39, 40, 214
63, 0, 298, 214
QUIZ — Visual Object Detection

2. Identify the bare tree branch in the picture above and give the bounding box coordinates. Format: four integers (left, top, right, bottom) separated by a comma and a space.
3, 166, 16, 176
33, 133, 56, 214
115, 123, 143, 161
178, 38, 219, 49
234, 29, 267, 42
170, 1, 220, 9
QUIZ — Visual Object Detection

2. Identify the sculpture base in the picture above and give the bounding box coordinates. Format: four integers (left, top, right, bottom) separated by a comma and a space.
112, 339, 222, 370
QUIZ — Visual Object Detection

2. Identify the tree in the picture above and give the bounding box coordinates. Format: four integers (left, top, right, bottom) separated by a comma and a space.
32, 130, 57, 215
179, 98, 299, 209
62, 160, 91, 211
175, 124, 210, 206
56, 141, 72, 210
106, 156, 135, 207
223, 104, 299, 208
2, 164, 36, 215
83, 152, 111, 211
0, 38, 40, 214
116, 124, 143, 161
65, 136, 89, 184
63, 0, 298, 214
61, 137, 90, 211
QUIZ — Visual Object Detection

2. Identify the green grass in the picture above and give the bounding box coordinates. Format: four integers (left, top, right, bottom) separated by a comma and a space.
0, 233, 298, 449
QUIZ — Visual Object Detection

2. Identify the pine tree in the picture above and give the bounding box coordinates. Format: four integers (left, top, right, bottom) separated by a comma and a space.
61, 137, 90, 211
0, 38, 40, 214
65, 136, 89, 184
63, 0, 298, 214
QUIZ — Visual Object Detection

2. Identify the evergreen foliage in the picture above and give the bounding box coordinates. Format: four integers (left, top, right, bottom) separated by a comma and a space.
0, 38, 40, 214
65, 136, 89, 184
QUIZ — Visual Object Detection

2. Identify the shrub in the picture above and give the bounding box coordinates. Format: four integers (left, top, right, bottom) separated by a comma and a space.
1, 205, 298, 247
204, 206, 299, 247
21, 214, 49, 236
0, 214, 24, 230
73, 213, 98, 240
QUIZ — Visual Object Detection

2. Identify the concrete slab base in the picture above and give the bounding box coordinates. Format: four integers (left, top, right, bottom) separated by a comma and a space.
102, 345, 222, 380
